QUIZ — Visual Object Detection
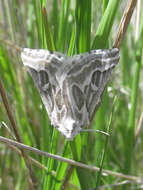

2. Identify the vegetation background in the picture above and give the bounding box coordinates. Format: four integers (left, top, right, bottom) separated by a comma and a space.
0, 0, 143, 189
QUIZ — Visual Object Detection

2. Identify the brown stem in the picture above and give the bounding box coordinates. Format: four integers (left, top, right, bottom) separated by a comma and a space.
62, 166, 74, 190
0, 135, 142, 183
113, 0, 137, 48
0, 75, 38, 190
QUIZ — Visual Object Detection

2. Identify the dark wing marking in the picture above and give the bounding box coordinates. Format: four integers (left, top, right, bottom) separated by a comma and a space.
21, 48, 66, 116
66, 48, 119, 121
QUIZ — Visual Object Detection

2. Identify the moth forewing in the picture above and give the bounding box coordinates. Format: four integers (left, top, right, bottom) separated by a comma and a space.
21, 48, 120, 140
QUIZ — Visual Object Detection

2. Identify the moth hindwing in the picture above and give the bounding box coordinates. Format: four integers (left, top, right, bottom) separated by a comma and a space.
21, 48, 120, 140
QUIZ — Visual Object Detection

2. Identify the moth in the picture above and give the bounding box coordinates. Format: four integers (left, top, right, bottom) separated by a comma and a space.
21, 48, 120, 140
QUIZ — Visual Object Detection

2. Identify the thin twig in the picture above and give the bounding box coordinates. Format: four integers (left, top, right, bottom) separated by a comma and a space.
113, 0, 137, 48
98, 180, 133, 189
0, 75, 38, 189
4, 142, 49, 171
0, 135, 142, 184
62, 166, 74, 190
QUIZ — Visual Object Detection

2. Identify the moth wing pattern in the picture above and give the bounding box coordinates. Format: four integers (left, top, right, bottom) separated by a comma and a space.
65, 48, 119, 123
21, 48, 66, 121
21, 48, 120, 140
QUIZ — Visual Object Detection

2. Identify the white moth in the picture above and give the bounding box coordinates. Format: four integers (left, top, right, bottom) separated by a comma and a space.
21, 48, 120, 140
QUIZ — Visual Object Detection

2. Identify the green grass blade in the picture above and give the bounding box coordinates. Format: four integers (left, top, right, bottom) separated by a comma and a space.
75, 0, 91, 53
57, 0, 70, 52
42, 6, 55, 51
124, 17, 143, 173
95, 97, 117, 189
92, 0, 120, 49
50, 0, 59, 42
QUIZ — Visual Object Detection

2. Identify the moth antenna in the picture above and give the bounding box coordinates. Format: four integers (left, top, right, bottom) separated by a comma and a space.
0, 38, 22, 52
81, 129, 109, 136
